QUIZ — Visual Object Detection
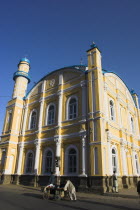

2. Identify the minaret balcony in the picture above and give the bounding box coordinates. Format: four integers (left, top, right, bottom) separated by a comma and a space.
13, 71, 31, 83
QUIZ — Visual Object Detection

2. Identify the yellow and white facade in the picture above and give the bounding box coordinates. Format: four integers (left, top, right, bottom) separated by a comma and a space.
0, 44, 140, 192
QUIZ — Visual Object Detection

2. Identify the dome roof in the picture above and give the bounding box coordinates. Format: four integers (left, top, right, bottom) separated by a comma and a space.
20, 57, 30, 64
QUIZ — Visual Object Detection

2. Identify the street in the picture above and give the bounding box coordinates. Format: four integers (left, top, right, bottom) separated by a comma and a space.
0, 185, 139, 210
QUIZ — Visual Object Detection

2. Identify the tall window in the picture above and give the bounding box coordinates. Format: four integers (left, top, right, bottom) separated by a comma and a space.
68, 148, 77, 173
1, 151, 6, 166
110, 100, 115, 121
44, 150, 53, 173
94, 147, 98, 174
47, 105, 55, 125
8, 111, 12, 130
26, 152, 34, 173
135, 154, 139, 174
112, 148, 117, 173
130, 117, 134, 133
30, 110, 37, 129
68, 98, 77, 120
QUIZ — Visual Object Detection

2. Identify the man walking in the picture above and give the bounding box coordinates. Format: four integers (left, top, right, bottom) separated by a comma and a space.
112, 171, 118, 193
64, 180, 77, 201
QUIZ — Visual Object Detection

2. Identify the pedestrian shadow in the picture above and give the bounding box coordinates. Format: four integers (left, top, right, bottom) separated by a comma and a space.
79, 199, 138, 210
22, 193, 43, 199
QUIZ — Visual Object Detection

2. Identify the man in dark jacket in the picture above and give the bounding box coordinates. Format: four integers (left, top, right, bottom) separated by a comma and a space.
48, 172, 55, 185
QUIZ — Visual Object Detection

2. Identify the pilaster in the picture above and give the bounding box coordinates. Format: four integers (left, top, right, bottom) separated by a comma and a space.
22, 103, 29, 135
34, 140, 41, 175
80, 134, 87, 177
16, 142, 24, 175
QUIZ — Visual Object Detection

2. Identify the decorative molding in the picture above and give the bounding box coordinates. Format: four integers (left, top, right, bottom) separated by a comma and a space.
18, 142, 25, 148
49, 79, 55, 87
6, 102, 23, 109
80, 80, 86, 87
106, 130, 111, 142
39, 97, 44, 103
87, 67, 100, 73
89, 142, 107, 146
34, 139, 41, 147
0, 141, 18, 145
104, 83, 108, 91
57, 90, 63, 97
54, 135, 61, 145
81, 136, 86, 147
63, 83, 80, 93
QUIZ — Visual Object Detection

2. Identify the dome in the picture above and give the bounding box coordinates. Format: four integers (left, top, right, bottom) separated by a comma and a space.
20, 57, 30, 64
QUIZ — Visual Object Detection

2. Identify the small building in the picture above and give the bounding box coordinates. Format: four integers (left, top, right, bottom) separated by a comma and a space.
0, 43, 140, 192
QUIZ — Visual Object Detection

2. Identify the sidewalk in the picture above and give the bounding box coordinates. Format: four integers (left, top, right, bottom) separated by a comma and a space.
0, 184, 138, 200
77, 187, 138, 200
19, 185, 139, 200
103, 187, 138, 199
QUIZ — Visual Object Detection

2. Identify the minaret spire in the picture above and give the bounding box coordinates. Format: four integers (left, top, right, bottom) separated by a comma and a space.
12, 58, 31, 99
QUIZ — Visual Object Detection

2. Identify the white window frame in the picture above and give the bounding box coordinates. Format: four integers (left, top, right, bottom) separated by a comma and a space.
135, 153, 139, 175
66, 96, 78, 120
111, 147, 118, 174
25, 150, 34, 174
6, 110, 12, 131
65, 145, 78, 176
28, 109, 37, 130
109, 99, 115, 121
46, 103, 56, 125
42, 148, 54, 174
130, 115, 134, 134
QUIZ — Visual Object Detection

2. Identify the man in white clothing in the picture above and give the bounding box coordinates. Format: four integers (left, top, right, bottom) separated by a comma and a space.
64, 180, 77, 201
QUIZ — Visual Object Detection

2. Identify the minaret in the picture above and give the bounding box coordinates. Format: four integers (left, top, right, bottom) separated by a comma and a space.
87, 43, 104, 176
87, 42, 103, 118
87, 42, 102, 70
0, 58, 31, 183
12, 58, 30, 99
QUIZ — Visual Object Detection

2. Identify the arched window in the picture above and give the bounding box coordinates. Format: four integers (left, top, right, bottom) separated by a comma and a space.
30, 110, 37, 129
130, 117, 134, 133
112, 148, 117, 173
68, 97, 77, 120
110, 100, 115, 121
26, 152, 34, 173
135, 154, 139, 174
44, 150, 53, 173
68, 148, 77, 173
47, 105, 55, 125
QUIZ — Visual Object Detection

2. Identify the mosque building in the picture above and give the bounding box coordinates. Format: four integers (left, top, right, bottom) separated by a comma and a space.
0, 43, 140, 192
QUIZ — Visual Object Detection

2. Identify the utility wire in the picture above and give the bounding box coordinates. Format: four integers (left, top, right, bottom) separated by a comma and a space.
0, 96, 11, 98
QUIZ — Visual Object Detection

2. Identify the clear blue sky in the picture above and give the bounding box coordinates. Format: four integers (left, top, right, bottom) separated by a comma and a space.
0, 0, 140, 133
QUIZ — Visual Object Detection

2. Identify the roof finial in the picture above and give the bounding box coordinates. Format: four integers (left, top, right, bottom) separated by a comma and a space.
90, 41, 97, 49
24, 54, 28, 59
131, 88, 135, 94
80, 57, 83, 65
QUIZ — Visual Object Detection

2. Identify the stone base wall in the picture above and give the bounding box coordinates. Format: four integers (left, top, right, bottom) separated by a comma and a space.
0, 175, 11, 184
0, 175, 139, 193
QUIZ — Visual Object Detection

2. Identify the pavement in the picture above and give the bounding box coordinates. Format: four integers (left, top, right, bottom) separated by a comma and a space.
77, 187, 138, 200
0, 184, 138, 200
35, 185, 139, 200
0, 184, 139, 210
